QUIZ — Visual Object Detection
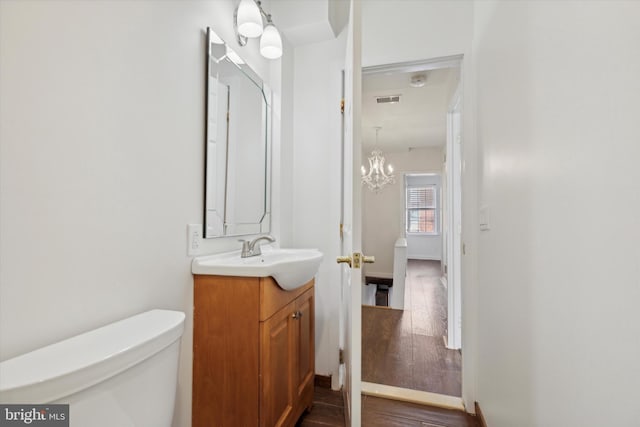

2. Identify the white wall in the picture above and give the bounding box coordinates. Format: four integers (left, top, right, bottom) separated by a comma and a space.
362, 0, 474, 68
291, 34, 346, 385
406, 234, 442, 261
473, 2, 640, 426
271, 35, 295, 248
363, 148, 443, 277
0, 2, 292, 426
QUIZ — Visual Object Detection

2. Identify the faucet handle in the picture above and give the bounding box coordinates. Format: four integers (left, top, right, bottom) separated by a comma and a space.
238, 239, 250, 252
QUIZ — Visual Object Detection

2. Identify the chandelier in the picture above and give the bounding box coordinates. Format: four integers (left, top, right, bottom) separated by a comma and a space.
361, 127, 395, 192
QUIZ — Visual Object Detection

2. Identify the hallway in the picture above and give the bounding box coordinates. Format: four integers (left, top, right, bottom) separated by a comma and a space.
362, 260, 461, 396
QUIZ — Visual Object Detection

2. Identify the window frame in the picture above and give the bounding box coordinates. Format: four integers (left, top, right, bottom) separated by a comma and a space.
405, 183, 439, 236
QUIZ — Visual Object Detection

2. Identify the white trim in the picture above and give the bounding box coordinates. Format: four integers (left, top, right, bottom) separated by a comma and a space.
361, 382, 464, 411
407, 255, 441, 261
362, 55, 463, 76
445, 84, 462, 351
448, 82, 461, 112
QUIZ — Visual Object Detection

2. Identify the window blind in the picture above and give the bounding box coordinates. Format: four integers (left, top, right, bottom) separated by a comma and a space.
406, 186, 437, 233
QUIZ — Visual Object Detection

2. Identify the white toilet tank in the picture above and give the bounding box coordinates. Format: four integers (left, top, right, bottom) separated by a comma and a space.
0, 309, 185, 427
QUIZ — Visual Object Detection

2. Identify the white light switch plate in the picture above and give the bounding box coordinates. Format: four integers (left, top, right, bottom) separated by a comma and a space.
479, 206, 490, 231
187, 224, 203, 256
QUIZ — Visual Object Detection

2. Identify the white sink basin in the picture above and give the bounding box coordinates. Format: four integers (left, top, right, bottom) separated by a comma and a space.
191, 247, 323, 291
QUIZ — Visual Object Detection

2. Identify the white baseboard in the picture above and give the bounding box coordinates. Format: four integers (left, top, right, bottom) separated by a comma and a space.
361, 381, 464, 411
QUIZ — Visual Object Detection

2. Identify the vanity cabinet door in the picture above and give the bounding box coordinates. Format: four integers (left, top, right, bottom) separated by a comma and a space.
192, 276, 260, 427
193, 276, 314, 427
295, 288, 315, 406
260, 301, 296, 427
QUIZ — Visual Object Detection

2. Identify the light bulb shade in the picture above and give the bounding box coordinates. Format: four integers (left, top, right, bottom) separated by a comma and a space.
237, 0, 263, 38
260, 23, 283, 59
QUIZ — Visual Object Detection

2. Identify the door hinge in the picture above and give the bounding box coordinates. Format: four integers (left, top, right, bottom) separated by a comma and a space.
339, 223, 344, 240
340, 99, 345, 114
339, 348, 344, 365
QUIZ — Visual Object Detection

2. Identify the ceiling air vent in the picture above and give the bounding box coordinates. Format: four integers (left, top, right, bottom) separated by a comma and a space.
376, 95, 400, 104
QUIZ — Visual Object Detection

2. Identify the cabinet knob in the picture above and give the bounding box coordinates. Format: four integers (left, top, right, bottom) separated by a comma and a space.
292, 311, 303, 319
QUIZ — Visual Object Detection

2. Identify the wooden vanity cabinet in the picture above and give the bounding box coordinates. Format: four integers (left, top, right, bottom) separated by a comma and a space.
193, 275, 315, 427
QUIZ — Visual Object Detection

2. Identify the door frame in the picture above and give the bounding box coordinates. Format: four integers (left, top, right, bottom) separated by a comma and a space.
446, 84, 463, 350
360, 54, 465, 406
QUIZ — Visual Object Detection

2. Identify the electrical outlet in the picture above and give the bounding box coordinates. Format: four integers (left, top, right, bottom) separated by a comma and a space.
187, 224, 202, 256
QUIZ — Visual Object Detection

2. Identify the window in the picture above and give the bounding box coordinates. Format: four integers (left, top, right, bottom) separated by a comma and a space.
406, 185, 437, 234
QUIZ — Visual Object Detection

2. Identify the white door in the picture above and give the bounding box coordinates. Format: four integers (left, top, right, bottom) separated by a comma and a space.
339, 0, 362, 425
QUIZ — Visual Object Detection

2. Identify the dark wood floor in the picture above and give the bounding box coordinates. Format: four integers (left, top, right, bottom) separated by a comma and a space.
362, 260, 462, 396
297, 386, 345, 426
297, 386, 478, 427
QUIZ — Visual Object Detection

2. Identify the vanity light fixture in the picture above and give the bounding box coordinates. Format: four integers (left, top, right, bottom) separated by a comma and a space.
260, 16, 283, 59
236, 0, 263, 38
361, 127, 395, 193
234, 0, 283, 60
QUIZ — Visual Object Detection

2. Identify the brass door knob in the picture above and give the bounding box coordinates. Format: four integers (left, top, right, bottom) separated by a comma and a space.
336, 256, 352, 267
337, 253, 374, 269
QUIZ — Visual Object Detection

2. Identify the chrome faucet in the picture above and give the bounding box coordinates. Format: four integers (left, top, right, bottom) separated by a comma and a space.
240, 235, 276, 258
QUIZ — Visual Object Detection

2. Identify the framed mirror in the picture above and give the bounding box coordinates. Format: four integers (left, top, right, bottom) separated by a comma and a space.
204, 27, 271, 238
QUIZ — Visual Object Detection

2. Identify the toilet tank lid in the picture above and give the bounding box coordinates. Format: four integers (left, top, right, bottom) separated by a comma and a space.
0, 309, 185, 401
